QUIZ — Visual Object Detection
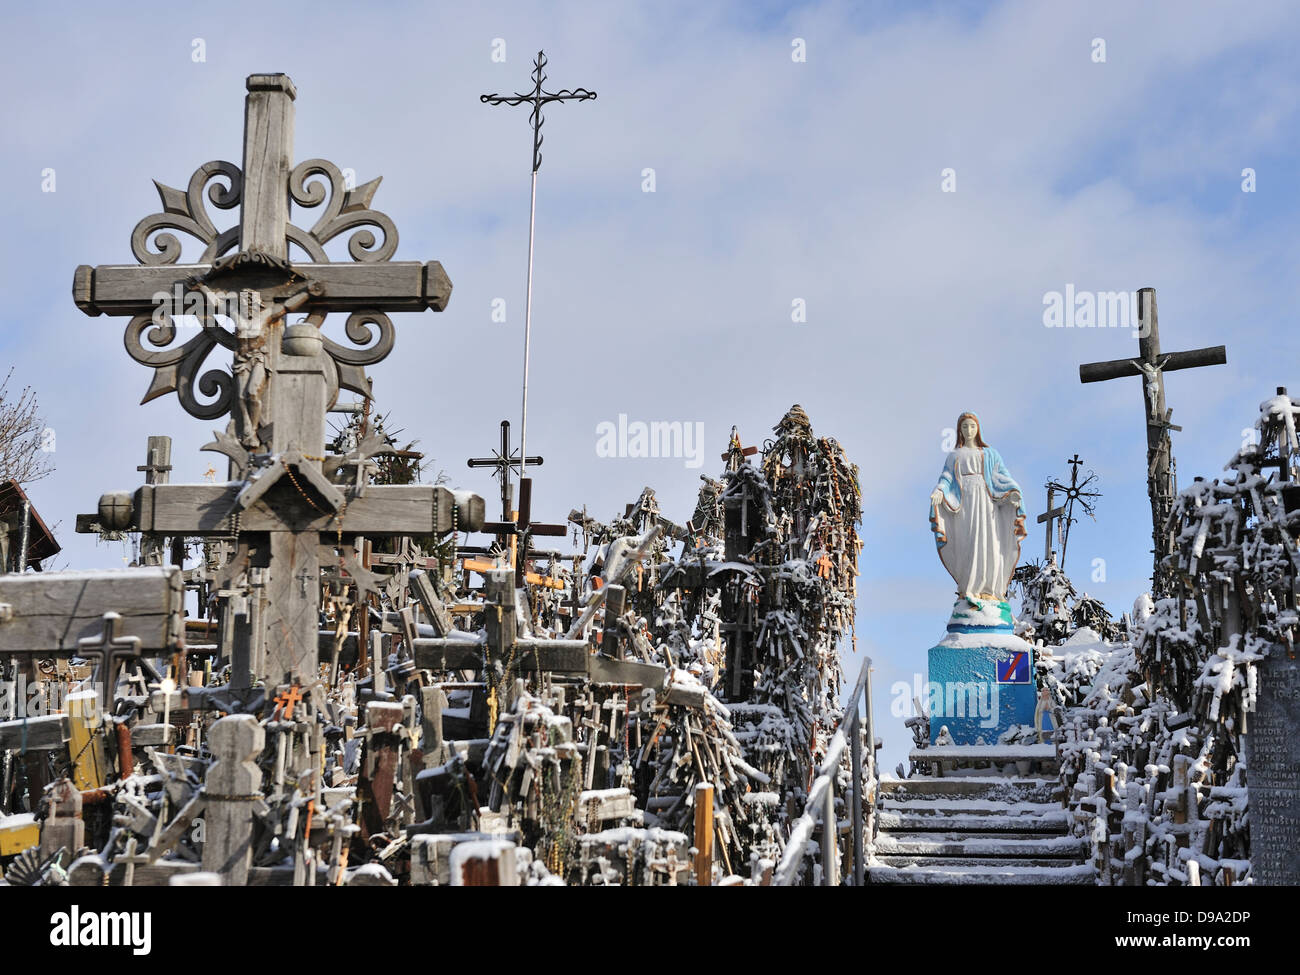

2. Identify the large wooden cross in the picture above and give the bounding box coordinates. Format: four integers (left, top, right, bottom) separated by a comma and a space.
1079, 288, 1226, 596
73, 74, 482, 685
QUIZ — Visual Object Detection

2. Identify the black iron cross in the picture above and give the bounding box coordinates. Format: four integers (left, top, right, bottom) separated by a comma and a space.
481, 50, 597, 173
1043, 453, 1101, 571
468, 420, 543, 522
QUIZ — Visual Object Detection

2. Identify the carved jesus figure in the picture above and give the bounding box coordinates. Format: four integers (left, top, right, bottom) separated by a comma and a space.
929, 412, 1027, 601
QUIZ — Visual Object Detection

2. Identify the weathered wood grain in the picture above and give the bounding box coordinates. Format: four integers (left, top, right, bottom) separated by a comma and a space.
0, 567, 183, 652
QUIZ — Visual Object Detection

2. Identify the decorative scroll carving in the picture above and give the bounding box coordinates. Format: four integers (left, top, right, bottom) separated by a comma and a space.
288, 159, 398, 263
124, 312, 237, 420
131, 161, 243, 266
317, 310, 394, 398
128, 158, 399, 267
121, 152, 402, 423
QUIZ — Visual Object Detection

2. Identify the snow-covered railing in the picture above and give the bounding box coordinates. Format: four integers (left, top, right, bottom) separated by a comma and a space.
773, 657, 876, 886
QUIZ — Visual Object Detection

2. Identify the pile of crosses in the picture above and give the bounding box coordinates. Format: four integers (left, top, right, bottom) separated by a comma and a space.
1054, 389, 1300, 885
0, 75, 867, 887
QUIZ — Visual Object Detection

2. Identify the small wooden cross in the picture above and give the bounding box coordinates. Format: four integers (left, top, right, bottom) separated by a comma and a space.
274, 683, 304, 721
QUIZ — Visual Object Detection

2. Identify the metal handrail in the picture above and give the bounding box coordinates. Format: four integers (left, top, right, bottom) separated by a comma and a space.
773, 656, 876, 886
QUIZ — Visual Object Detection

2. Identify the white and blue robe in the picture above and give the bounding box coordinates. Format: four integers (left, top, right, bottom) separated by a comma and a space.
930, 445, 1025, 600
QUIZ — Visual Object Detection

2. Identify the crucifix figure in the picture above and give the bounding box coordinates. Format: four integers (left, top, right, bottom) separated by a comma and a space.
481, 51, 596, 482
73, 74, 480, 686
1079, 288, 1226, 596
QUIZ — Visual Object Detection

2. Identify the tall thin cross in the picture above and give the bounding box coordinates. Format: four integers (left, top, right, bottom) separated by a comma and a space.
1079, 288, 1226, 596
481, 51, 596, 480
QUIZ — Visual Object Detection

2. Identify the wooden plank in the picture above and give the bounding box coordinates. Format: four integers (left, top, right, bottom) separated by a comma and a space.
0, 714, 69, 751
586, 654, 666, 688
128, 483, 477, 536
1079, 345, 1226, 384
75, 262, 446, 315
240, 74, 296, 259
0, 567, 183, 652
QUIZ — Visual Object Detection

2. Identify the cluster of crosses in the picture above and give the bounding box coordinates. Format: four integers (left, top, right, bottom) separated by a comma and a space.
0, 72, 688, 884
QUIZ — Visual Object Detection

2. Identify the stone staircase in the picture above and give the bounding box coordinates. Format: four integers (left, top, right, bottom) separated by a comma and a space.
865, 743, 1096, 886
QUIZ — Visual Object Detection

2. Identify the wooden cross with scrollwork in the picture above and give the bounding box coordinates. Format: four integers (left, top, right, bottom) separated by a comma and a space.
72, 74, 483, 685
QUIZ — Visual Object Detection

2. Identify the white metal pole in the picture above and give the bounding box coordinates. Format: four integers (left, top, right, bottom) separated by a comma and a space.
520, 169, 538, 480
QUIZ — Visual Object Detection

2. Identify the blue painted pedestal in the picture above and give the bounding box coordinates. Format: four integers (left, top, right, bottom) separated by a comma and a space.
927, 597, 1036, 745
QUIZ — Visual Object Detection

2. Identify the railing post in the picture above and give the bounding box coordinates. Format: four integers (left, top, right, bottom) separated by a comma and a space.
821, 777, 837, 886
850, 707, 864, 887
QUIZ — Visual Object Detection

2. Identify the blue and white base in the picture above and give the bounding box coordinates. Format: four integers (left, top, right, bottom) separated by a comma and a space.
926, 597, 1036, 745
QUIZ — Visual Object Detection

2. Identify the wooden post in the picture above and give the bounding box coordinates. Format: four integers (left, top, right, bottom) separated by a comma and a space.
693, 781, 713, 886
202, 714, 264, 886
821, 778, 838, 886
66, 689, 108, 791
39, 778, 83, 861
849, 707, 864, 887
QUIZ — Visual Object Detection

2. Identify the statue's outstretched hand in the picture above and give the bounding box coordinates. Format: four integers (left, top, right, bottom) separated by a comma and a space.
1013, 514, 1027, 540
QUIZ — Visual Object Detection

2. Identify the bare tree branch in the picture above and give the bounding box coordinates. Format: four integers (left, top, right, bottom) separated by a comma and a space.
0, 367, 55, 487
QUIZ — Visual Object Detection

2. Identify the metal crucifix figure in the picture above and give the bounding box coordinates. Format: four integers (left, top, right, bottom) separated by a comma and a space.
481, 50, 596, 481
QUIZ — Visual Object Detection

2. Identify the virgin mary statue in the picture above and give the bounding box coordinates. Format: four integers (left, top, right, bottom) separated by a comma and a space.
929, 412, 1027, 601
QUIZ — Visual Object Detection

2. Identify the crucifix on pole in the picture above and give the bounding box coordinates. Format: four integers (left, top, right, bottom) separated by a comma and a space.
466, 420, 565, 582
1079, 288, 1226, 596
481, 50, 596, 482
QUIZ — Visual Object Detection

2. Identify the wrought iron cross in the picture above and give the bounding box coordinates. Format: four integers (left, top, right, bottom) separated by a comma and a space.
480, 50, 598, 175
467, 419, 543, 522
1043, 454, 1101, 571
481, 51, 596, 481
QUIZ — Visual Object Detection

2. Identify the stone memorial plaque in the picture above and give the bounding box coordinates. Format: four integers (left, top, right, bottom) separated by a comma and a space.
1251, 648, 1300, 885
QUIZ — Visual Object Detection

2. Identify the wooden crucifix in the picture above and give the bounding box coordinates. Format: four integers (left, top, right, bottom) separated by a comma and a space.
72, 74, 482, 686
1079, 288, 1226, 596
1036, 486, 1066, 563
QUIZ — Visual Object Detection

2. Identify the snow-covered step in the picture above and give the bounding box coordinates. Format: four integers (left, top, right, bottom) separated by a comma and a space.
873, 833, 1088, 859
865, 862, 1096, 886
911, 744, 1056, 763
876, 796, 1061, 815
878, 775, 1058, 801
872, 855, 1083, 869
876, 808, 1069, 834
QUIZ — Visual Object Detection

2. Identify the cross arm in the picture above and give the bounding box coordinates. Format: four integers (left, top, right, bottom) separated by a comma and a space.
1079, 346, 1226, 383
73, 261, 452, 316
93, 483, 485, 536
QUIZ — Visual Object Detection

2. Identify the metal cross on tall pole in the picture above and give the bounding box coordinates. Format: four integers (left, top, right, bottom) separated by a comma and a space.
481, 50, 597, 480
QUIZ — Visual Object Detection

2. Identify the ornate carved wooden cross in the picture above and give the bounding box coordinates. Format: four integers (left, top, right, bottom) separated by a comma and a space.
73, 74, 482, 685
1079, 288, 1226, 596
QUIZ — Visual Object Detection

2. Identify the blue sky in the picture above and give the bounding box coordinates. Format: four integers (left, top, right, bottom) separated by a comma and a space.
3, 1, 1299, 773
